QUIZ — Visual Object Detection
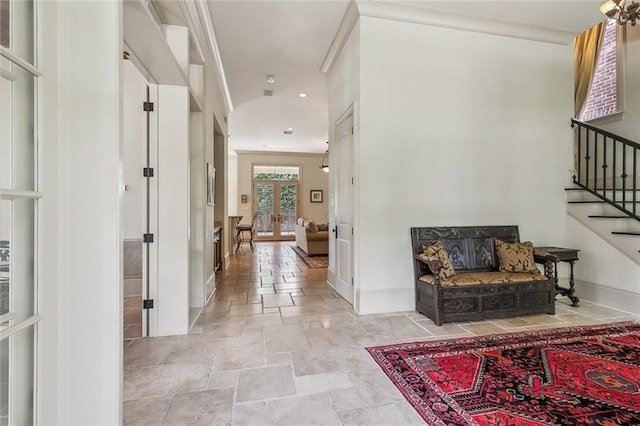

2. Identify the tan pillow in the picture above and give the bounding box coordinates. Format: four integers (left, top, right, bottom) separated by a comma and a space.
305, 220, 318, 233
422, 241, 455, 278
495, 240, 539, 273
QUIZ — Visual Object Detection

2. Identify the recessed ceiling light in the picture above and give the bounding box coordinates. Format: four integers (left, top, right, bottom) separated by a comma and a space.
284, 128, 293, 135
298, 92, 308, 98
266, 75, 275, 84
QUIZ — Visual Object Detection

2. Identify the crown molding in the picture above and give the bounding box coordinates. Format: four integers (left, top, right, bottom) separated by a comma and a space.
320, 1, 361, 74
321, 0, 578, 74
195, 0, 234, 112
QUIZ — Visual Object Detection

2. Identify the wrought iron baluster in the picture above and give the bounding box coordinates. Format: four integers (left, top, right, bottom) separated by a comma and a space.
602, 135, 607, 198
612, 139, 617, 203
622, 144, 627, 210
593, 130, 598, 192
585, 128, 590, 186
634, 147, 637, 216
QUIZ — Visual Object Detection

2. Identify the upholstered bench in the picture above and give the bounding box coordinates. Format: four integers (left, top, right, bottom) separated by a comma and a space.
411, 226, 556, 325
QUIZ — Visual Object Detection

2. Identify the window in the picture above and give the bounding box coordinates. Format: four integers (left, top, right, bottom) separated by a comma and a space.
581, 20, 622, 122
253, 165, 300, 181
0, 0, 41, 423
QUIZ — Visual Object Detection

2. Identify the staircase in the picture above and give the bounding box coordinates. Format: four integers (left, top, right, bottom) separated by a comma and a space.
568, 119, 640, 265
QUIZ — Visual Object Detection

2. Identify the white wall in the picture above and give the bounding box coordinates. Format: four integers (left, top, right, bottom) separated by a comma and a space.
235, 152, 329, 225
331, 17, 575, 314
38, 1, 122, 423
228, 152, 238, 216
202, 53, 229, 278
157, 84, 190, 336
189, 112, 205, 308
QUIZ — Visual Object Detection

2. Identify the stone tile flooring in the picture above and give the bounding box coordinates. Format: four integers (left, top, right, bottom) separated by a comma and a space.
123, 242, 640, 425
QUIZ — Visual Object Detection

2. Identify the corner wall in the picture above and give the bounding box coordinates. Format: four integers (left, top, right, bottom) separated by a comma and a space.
331, 16, 575, 314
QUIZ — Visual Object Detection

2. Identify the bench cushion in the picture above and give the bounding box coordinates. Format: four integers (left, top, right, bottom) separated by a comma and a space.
421, 241, 455, 278
495, 240, 538, 273
419, 271, 546, 286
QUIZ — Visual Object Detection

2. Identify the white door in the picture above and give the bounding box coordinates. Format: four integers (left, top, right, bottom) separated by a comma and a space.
122, 59, 157, 337
333, 113, 354, 304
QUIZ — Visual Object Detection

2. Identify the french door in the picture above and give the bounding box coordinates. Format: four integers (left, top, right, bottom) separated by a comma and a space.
0, 0, 40, 423
253, 181, 299, 240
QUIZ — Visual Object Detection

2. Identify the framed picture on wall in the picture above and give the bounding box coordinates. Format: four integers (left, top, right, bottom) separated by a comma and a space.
310, 190, 323, 203
207, 163, 215, 206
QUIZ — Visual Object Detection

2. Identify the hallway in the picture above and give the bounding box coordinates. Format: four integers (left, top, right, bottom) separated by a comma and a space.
123, 242, 639, 425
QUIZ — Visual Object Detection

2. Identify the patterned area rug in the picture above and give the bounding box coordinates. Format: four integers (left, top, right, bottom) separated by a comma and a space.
291, 245, 328, 268
367, 322, 640, 425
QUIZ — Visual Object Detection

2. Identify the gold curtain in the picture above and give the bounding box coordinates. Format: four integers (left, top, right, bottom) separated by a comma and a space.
574, 22, 606, 117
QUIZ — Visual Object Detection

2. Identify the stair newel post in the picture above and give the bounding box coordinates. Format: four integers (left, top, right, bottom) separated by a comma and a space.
573, 120, 581, 184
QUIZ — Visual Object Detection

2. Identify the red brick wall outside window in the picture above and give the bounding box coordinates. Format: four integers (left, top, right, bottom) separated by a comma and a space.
581, 21, 618, 121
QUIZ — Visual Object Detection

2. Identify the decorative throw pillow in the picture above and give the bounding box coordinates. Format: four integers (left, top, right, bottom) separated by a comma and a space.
422, 241, 455, 278
317, 223, 328, 231
495, 239, 538, 273
305, 220, 319, 233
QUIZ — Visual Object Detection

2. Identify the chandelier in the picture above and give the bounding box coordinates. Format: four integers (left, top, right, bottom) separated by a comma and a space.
600, 0, 640, 25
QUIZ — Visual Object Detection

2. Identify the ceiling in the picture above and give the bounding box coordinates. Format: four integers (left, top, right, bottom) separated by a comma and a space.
209, 0, 350, 154
156, 1, 606, 155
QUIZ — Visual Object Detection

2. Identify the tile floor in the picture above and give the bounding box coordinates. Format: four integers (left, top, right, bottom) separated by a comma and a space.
123, 242, 639, 425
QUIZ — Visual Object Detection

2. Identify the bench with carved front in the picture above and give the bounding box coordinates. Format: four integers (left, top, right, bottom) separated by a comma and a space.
411, 226, 556, 325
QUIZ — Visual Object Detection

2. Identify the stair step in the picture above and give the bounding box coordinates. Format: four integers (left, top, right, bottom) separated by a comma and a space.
565, 187, 638, 191
568, 200, 640, 204
611, 231, 640, 236
588, 215, 631, 219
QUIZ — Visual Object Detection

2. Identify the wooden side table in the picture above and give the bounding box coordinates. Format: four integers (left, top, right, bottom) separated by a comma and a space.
534, 246, 580, 307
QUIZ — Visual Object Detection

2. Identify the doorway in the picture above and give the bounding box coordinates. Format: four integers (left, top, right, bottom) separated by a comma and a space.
252, 165, 300, 241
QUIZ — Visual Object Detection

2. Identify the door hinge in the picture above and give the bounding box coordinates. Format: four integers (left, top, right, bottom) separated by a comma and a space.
351, 277, 354, 285
352, 227, 354, 235
143, 167, 154, 177
143, 299, 154, 309
351, 177, 354, 185
351, 126, 354, 135
143, 233, 154, 243
143, 101, 154, 112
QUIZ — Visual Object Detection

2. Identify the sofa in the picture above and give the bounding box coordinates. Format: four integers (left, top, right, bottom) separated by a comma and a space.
411, 226, 556, 325
295, 218, 329, 255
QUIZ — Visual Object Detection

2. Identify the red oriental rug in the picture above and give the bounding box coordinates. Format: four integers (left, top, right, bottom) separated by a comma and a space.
366, 322, 640, 425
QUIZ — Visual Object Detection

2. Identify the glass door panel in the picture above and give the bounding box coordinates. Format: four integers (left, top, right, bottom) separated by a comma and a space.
254, 181, 298, 240
255, 183, 274, 238
279, 183, 297, 237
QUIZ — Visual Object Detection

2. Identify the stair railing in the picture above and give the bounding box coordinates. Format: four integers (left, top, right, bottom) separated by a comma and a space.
571, 118, 639, 221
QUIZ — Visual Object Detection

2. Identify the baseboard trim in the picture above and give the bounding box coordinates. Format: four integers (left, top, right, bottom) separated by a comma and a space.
355, 288, 414, 315
575, 279, 640, 316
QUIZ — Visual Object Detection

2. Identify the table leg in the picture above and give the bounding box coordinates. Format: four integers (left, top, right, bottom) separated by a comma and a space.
554, 260, 580, 307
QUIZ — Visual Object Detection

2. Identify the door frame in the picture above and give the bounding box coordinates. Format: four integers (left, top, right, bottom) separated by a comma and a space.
330, 104, 356, 305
